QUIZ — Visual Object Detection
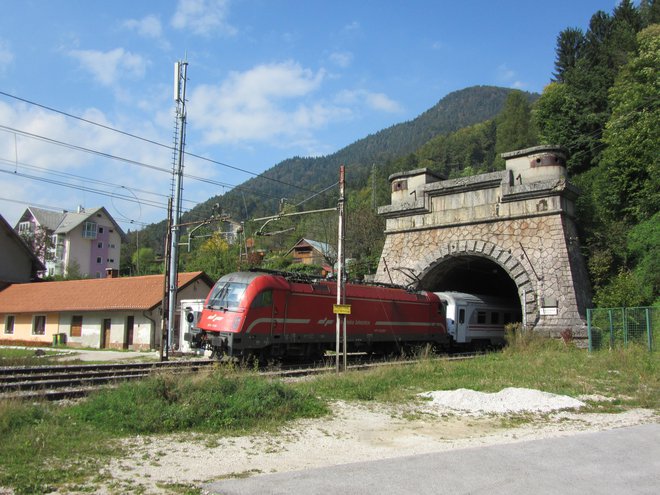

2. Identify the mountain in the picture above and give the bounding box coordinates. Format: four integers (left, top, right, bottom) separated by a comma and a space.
134, 85, 537, 251
190, 86, 537, 220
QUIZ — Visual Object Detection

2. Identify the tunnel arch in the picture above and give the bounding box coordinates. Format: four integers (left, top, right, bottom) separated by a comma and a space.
410, 240, 537, 323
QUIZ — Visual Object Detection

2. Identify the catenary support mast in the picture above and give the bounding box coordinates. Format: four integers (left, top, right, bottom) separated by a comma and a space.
167, 60, 188, 355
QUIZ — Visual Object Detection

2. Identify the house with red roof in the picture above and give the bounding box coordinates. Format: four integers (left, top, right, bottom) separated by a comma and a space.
0, 271, 213, 350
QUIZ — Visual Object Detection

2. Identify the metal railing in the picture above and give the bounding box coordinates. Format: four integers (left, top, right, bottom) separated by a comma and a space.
587, 307, 657, 352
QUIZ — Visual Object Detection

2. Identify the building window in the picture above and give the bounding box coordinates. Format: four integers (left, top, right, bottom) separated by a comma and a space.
71, 315, 83, 337
97, 242, 103, 249
99, 227, 104, 234
96, 272, 102, 278
82, 221, 97, 239
110, 244, 115, 249
32, 315, 46, 335
96, 257, 102, 263
18, 221, 32, 234
4, 315, 15, 334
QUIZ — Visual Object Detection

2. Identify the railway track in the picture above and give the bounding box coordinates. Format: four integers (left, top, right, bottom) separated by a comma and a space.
0, 360, 217, 401
0, 352, 481, 402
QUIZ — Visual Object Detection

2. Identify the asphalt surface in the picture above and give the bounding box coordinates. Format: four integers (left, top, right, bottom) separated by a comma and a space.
205, 423, 660, 495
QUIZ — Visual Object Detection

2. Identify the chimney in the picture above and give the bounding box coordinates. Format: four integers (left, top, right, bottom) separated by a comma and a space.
106, 268, 119, 278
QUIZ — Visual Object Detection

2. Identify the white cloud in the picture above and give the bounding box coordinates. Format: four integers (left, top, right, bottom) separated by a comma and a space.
171, 0, 237, 37
335, 89, 403, 113
69, 48, 148, 87
123, 15, 163, 39
329, 51, 353, 68
188, 61, 351, 146
364, 92, 403, 113
496, 64, 526, 89
0, 39, 14, 71
343, 21, 360, 33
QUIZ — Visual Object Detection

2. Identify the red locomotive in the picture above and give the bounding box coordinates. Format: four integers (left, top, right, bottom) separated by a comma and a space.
186, 270, 448, 360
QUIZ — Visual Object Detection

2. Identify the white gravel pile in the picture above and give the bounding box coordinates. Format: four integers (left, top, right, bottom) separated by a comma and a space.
419, 387, 585, 414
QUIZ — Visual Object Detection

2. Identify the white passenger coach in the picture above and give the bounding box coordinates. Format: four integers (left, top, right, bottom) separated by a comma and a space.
434, 291, 522, 347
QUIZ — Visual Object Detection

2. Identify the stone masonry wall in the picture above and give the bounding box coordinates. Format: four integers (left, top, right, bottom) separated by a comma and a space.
376, 146, 593, 337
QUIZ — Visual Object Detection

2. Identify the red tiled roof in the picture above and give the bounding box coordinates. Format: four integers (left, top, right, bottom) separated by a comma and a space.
0, 272, 212, 313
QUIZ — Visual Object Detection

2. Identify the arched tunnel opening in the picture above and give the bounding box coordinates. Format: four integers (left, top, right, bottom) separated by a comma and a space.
419, 255, 521, 309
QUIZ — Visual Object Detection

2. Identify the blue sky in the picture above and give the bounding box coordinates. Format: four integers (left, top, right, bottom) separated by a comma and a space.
0, 0, 619, 228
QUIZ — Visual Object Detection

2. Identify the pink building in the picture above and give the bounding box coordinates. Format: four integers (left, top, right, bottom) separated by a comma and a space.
15, 206, 125, 279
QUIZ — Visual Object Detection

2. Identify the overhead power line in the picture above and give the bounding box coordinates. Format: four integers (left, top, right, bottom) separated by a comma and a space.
0, 90, 318, 193
0, 124, 290, 202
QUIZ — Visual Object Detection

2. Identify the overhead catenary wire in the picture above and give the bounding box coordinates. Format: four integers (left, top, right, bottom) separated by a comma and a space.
0, 157, 196, 208
0, 90, 319, 194
0, 124, 318, 205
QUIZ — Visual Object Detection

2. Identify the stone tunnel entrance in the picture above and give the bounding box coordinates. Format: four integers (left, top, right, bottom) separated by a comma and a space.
418, 255, 520, 305
375, 146, 593, 336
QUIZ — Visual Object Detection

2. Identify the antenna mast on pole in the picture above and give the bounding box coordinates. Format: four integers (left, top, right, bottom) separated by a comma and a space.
166, 59, 188, 357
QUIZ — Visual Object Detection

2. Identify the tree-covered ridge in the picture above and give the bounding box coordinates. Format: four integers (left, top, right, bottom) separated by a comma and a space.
190, 85, 528, 223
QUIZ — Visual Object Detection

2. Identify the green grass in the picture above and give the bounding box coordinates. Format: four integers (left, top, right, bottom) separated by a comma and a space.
0, 368, 327, 494
0, 347, 67, 366
298, 340, 659, 411
0, 341, 658, 494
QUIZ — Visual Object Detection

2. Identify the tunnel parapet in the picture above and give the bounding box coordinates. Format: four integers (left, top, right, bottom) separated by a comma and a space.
376, 146, 592, 338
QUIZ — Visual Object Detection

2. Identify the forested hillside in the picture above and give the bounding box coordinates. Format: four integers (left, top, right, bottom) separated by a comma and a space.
124, 0, 658, 308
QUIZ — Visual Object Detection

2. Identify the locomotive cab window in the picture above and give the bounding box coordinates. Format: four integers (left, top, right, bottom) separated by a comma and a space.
251, 290, 273, 309
458, 308, 465, 324
207, 282, 247, 311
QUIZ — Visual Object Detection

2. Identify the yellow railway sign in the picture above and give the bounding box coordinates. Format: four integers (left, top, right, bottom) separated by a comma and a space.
333, 304, 352, 315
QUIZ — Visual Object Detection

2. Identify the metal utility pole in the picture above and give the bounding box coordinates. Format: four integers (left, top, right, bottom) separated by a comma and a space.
160, 198, 172, 361
335, 165, 347, 372
167, 59, 188, 354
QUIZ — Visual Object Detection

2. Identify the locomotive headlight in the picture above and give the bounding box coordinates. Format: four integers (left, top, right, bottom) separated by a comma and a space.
231, 315, 242, 331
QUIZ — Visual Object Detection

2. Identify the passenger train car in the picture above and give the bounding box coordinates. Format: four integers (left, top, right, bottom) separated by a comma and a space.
434, 291, 522, 347
186, 270, 448, 360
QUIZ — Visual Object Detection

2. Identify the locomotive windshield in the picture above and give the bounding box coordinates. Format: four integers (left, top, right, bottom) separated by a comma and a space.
207, 282, 247, 311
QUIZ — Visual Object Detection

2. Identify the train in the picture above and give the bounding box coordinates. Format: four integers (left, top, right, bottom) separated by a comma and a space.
185, 270, 448, 360
434, 291, 522, 348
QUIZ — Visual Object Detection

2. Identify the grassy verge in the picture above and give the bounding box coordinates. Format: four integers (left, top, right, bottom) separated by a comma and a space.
0, 369, 327, 494
300, 340, 659, 411
0, 341, 658, 494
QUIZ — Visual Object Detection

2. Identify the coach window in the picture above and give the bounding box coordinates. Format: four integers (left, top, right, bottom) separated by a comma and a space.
491, 312, 500, 324
251, 290, 273, 309
477, 311, 486, 324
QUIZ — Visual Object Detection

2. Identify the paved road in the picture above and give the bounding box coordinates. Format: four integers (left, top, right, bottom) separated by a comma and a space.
205, 423, 660, 495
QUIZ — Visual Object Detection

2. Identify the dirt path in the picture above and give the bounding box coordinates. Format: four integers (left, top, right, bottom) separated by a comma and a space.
100, 394, 657, 495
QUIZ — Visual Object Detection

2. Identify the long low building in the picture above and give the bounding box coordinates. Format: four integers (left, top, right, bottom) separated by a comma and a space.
0, 271, 213, 351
